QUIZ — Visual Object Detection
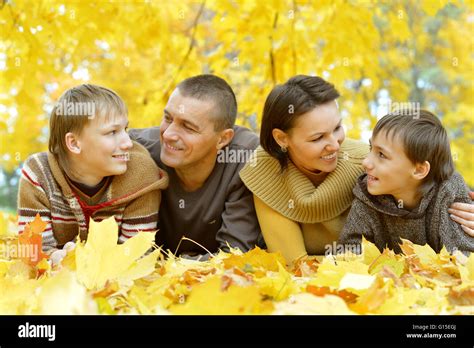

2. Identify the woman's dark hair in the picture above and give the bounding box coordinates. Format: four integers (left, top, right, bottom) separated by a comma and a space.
260, 75, 340, 169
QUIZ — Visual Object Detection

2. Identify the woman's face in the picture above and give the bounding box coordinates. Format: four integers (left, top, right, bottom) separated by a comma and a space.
277, 101, 345, 174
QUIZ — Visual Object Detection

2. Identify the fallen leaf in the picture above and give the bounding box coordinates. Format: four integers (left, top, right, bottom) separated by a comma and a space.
17, 214, 48, 266
274, 293, 355, 315
306, 285, 358, 304
75, 217, 159, 290
223, 246, 286, 276
170, 276, 273, 315
256, 262, 299, 301
350, 277, 389, 314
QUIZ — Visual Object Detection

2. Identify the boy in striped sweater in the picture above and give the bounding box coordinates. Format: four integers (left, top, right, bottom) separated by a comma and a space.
18, 84, 168, 261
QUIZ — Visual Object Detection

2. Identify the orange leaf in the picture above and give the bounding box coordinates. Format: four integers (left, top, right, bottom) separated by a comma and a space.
27, 214, 48, 236
306, 285, 358, 304
349, 277, 388, 314
181, 268, 216, 286
17, 214, 48, 266
448, 288, 474, 306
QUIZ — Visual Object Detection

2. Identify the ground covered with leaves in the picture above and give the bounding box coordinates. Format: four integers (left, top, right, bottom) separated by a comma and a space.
0, 213, 473, 315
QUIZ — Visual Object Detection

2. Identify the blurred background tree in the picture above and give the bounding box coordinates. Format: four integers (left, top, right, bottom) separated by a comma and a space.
0, 0, 472, 212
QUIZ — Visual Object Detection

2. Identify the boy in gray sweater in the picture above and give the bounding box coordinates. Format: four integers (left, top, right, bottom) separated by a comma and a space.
339, 110, 473, 255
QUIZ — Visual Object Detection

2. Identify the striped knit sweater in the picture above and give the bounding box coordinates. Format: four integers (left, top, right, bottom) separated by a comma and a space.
17, 141, 169, 253
239, 138, 369, 262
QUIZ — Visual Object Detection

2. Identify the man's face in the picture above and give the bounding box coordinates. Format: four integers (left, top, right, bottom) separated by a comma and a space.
362, 130, 418, 197
160, 89, 222, 170
74, 113, 132, 178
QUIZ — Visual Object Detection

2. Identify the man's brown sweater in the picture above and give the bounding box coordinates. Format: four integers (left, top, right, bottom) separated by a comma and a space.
338, 173, 473, 255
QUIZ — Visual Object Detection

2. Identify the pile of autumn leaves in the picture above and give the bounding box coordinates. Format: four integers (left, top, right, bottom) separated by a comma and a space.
0, 213, 473, 315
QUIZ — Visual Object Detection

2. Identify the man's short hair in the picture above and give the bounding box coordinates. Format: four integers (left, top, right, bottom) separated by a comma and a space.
373, 110, 455, 190
48, 84, 127, 170
176, 74, 237, 131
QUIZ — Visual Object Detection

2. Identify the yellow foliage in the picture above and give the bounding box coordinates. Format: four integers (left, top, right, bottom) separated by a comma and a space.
0, 0, 472, 186
0, 0, 472, 315
223, 246, 287, 276
75, 216, 159, 290
0, 218, 472, 314
170, 276, 273, 315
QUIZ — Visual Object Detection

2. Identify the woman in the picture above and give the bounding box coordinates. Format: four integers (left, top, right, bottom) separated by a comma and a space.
240, 75, 474, 264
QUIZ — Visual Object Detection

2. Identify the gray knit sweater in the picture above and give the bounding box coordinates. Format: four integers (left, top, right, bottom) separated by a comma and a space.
338, 173, 473, 255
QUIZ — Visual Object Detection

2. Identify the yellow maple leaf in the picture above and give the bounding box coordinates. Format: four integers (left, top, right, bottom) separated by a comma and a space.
274, 293, 355, 315
458, 253, 474, 289
170, 276, 273, 315
255, 262, 299, 301
339, 273, 377, 296
0, 260, 12, 277
361, 236, 381, 265
0, 275, 39, 314
75, 217, 159, 290
223, 246, 286, 276
0, 211, 18, 239
368, 249, 405, 277
128, 282, 172, 314
375, 287, 449, 315
34, 269, 98, 314
350, 277, 389, 314
412, 243, 439, 267
308, 258, 369, 288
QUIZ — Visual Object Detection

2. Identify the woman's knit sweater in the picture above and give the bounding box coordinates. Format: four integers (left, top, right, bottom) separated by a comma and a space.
240, 138, 369, 263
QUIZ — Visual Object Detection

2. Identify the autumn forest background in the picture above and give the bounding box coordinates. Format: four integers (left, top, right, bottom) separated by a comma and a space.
0, 0, 473, 214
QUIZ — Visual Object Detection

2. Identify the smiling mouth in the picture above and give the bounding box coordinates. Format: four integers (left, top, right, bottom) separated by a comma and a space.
321, 152, 337, 161
367, 174, 379, 183
165, 143, 183, 151
112, 153, 130, 161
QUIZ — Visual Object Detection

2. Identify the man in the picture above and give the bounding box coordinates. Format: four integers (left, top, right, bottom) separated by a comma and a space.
129, 74, 263, 259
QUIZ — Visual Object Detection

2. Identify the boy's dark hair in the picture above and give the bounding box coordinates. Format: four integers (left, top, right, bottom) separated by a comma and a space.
176, 74, 237, 131
260, 75, 340, 169
373, 110, 454, 191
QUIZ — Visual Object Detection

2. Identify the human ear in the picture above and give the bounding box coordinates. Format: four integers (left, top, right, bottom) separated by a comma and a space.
216, 128, 234, 150
413, 160, 430, 181
65, 132, 82, 155
272, 128, 289, 149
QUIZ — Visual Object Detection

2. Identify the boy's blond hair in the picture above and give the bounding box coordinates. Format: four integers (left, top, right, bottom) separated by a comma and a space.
48, 84, 127, 170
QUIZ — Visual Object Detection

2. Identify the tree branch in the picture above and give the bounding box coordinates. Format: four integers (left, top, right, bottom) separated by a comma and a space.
269, 11, 279, 86
161, 0, 206, 103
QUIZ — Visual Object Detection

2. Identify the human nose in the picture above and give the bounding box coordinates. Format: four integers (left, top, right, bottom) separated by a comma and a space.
326, 134, 340, 152
120, 131, 133, 150
362, 154, 373, 171
162, 121, 180, 142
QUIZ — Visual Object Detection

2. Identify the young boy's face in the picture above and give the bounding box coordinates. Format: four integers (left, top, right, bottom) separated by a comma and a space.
73, 113, 133, 181
362, 130, 419, 198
